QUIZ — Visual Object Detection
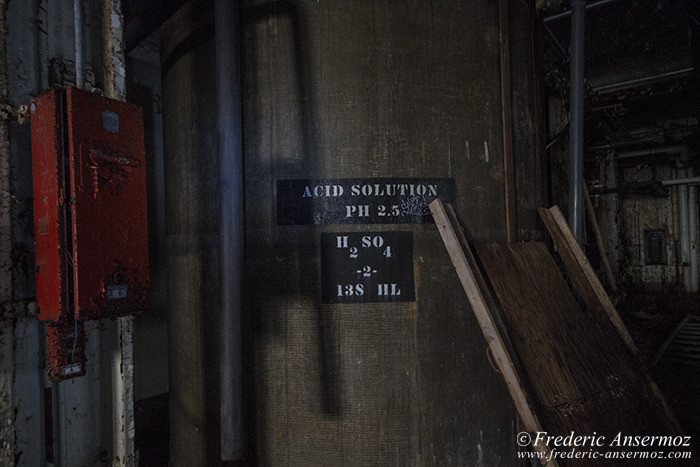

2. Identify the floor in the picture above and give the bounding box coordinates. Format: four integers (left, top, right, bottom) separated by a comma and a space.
619, 294, 700, 439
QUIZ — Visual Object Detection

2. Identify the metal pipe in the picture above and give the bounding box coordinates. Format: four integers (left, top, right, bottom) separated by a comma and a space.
618, 145, 688, 160
216, 0, 244, 461
688, 168, 699, 293
678, 169, 691, 291
568, 0, 585, 242
662, 177, 700, 186
588, 136, 665, 153
671, 181, 681, 285
73, 0, 83, 89
592, 68, 693, 95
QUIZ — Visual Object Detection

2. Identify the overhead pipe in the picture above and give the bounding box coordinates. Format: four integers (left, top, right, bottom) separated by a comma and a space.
662, 177, 700, 186
592, 68, 694, 95
617, 145, 688, 160
215, 0, 244, 461
568, 0, 585, 242
588, 136, 665, 153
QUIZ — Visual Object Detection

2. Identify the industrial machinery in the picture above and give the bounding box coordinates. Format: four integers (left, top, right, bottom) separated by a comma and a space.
30, 86, 149, 381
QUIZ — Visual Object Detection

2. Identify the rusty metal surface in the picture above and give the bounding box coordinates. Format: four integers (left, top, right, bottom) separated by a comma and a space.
30, 88, 68, 322
66, 86, 149, 320
46, 320, 86, 382
31, 87, 149, 321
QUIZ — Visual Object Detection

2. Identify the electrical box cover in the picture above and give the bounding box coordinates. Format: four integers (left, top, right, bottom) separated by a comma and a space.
31, 86, 149, 321
46, 321, 86, 382
31, 89, 68, 322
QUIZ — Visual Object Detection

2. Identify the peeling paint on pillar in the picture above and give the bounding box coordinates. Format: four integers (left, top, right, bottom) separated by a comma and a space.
0, 0, 17, 463
0, 322, 16, 466
103, 0, 137, 465
103, 0, 126, 102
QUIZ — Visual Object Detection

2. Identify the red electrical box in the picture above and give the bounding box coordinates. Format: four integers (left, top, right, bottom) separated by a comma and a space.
46, 321, 87, 382
31, 86, 149, 323
31, 88, 68, 323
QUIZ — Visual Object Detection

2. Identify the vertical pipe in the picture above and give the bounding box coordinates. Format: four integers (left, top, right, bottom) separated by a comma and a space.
568, 0, 585, 243
678, 168, 690, 291
73, 0, 83, 89
688, 168, 699, 293
671, 170, 681, 285
216, 0, 244, 461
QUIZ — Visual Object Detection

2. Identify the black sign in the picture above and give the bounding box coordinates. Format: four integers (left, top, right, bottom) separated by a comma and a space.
277, 178, 455, 225
321, 232, 415, 304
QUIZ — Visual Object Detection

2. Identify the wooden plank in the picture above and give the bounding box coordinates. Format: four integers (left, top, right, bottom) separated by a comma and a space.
583, 181, 617, 292
429, 199, 554, 462
476, 243, 626, 406
476, 242, 680, 445
537, 206, 632, 349
537, 205, 684, 433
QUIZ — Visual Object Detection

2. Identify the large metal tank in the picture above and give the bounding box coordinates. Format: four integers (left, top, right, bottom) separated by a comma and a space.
162, 0, 543, 464
161, 4, 221, 465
